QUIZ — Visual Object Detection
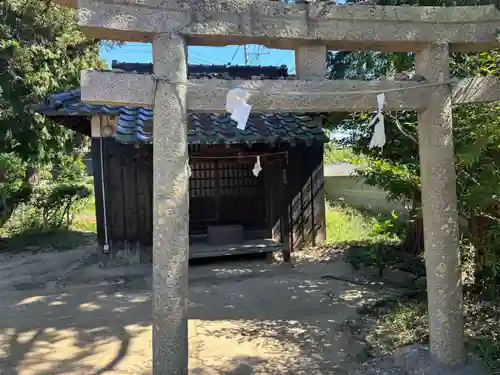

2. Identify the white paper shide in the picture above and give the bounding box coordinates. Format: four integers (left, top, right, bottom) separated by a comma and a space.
226, 88, 252, 130
252, 156, 262, 177
368, 93, 386, 149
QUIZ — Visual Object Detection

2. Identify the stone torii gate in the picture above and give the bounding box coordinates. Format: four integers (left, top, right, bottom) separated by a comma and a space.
52, 0, 500, 373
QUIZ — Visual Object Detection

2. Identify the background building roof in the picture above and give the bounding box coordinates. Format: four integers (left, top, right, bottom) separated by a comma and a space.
35, 63, 327, 146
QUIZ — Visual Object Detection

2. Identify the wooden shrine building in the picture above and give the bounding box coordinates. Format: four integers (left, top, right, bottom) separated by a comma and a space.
36, 62, 328, 266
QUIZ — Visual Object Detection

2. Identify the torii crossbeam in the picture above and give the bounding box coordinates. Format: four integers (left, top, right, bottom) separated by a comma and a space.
51, 0, 500, 374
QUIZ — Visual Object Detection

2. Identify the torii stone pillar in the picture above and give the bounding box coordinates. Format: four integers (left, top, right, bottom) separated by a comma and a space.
416, 43, 464, 366
151, 33, 189, 375
394, 42, 487, 374
295, 44, 327, 81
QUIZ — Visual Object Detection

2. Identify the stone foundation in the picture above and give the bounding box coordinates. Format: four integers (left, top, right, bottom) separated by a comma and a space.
394, 345, 491, 375
98, 242, 152, 267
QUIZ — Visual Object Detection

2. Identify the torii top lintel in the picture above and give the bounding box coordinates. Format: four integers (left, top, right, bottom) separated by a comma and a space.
53, 0, 500, 52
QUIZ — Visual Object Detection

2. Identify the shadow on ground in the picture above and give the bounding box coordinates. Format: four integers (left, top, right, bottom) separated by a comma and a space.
0, 250, 395, 375
0, 284, 151, 375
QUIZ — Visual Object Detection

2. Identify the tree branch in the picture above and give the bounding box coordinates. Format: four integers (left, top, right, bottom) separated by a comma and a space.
387, 113, 418, 144
478, 212, 500, 223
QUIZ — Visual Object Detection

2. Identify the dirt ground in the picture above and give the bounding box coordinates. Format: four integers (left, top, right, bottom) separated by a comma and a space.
0, 247, 398, 375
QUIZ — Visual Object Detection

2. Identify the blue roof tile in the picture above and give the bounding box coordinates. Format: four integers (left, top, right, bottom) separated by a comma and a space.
35, 63, 328, 145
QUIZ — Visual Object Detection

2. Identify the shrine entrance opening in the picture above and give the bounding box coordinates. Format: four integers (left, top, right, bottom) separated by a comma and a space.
189, 158, 267, 233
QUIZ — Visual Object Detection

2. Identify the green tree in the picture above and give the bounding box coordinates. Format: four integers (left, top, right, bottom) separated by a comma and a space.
325, 0, 500, 294
0, 0, 103, 226
0, 0, 103, 163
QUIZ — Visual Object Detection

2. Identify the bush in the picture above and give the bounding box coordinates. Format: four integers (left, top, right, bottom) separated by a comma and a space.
371, 211, 406, 239
1, 155, 93, 237
33, 181, 92, 230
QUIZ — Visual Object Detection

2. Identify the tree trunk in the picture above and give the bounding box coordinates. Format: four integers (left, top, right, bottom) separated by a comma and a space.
0, 198, 16, 229
24, 166, 39, 186
0, 166, 39, 231
0, 186, 32, 230
468, 213, 499, 296
400, 212, 424, 255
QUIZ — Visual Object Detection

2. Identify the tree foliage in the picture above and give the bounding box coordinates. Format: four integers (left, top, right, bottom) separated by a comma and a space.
0, 0, 103, 164
326, 0, 500, 294
0, 0, 103, 231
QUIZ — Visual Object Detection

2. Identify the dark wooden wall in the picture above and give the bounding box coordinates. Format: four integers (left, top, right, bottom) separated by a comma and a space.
91, 137, 325, 266
91, 138, 153, 265
281, 144, 326, 255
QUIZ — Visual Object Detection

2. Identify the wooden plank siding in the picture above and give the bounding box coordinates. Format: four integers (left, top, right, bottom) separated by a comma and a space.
92, 138, 153, 265
91, 137, 325, 265
136, 148, 153, 246
90, 138, 106, 249
285, 145, 325, 253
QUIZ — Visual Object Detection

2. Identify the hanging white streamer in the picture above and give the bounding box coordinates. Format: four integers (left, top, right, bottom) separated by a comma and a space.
252, 155, 262, 177
368, 93, 386, 149
226, 88, 252, 130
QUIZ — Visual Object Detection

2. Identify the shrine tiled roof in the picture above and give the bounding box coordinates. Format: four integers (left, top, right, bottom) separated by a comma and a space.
112, 61, 290, 80
34, 63, 328, 145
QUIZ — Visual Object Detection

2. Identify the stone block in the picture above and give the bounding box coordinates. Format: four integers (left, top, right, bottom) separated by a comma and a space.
382, 269, 417, 287
81, 70, 154, 107
394, 344, 491, 375
351, 357, 407, 375
207, 225, 244, 245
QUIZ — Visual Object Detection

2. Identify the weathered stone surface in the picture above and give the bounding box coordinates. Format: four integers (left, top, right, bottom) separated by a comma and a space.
295, 44, 327, 80
50, 0, 500, 372
81, 69, 500, 112
351, 357, 407, 375
81, 69, 155, 107
394, 345, 491, 375
185, 78, 438, 112
416, 43, 464, 365
151, 33, 189, 375
80, 70, 437, 111
65, 0, 500, 51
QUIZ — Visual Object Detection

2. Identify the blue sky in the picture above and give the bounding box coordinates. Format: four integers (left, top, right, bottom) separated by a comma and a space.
98, 0, 348, 67
99, 43, 349, 140
100, 44, 297, 73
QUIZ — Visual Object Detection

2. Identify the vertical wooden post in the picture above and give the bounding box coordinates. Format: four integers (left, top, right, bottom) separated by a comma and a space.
282, 155, 292, 262
416, 43, 464, 365
152, 33, 189, 375
295, 46, 327, 246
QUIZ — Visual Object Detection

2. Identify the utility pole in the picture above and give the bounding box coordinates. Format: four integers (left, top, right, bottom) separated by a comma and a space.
243, 45, 270, 65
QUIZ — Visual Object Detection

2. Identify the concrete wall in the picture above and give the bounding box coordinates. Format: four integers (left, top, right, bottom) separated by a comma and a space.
324, 171, 409, 215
